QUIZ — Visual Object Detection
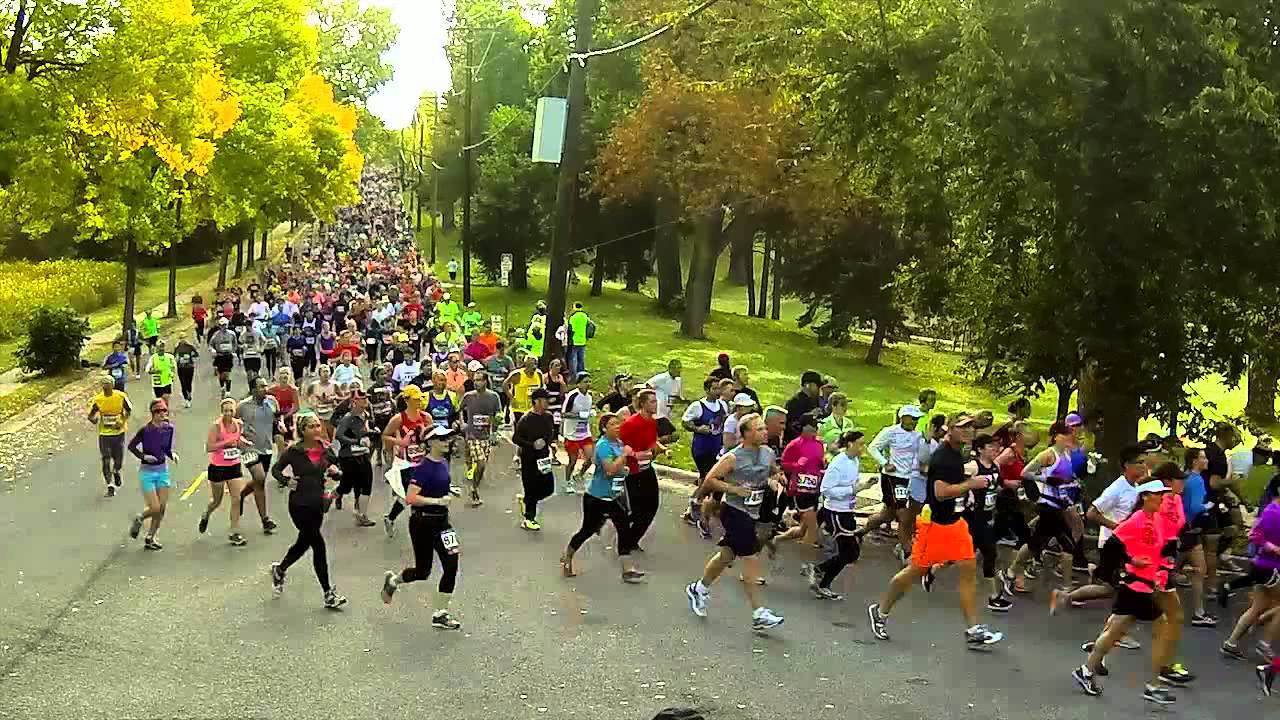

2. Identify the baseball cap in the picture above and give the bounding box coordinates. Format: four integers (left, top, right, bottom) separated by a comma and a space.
575, 371, 591, 382
898, 405, 926, 419
530, 388, 551, 401
732, 393, 755, 407
1065, 412, 1085, 427
1135, 479, 1171, 494
467, 360, 484, 372
426, 425, 455, 440
801, 370, 823, 386
1151, 461, 1187, 482
948, 411, 976, 428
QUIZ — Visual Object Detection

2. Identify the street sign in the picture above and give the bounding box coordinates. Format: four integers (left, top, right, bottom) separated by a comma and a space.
500, 268, 510, 287
500, 253, 513, 272
491, 314, 503, 334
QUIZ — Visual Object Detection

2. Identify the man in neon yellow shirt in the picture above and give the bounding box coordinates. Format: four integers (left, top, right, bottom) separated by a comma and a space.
140, 310, 160, 353
525, 301, 547, 361
436, 292, 461, 331
144, 339, 176, 407
566, 302, 592, 377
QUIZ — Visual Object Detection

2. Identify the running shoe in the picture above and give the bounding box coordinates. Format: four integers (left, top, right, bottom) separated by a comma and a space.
1258, 664, 1275, 697
323, 589, 348, 610
996, 536, 1019, 547
1024, 562, 1039, 580
987, 595, 1013, 613
469, 493, 483, 508
113, 472, 122, 488
965, 624, 1003, 649
1143, 684, 1176, 705
262, 517, 277, 534
921, 566, 936, 592
621, 570, 647, 584
143, 537, 162, 551
565, 476, 579, 495
383, 516, 395, 538
1072, 666, 1101, 696
812, 586, 843, 601
1217, 580, 1234, 609
270, 562, 285, 596
1191, 612, 1218, 628
228, 533, 247, 547
105, 485, 116, 498
380, 571, 397, 605
184, 399, 192, 409
867, 603, 889, 641
696, 518, 712, 540
996, 569, 1015, 597
1222, 641, 1247, 661
356, 514, 376, 527
681, 509, 698, 527
520, 518, 541, 531
1159, 664, 1193, 686
1115, 635, 1142, 650
432, 611, 461, 630
129, 514, 144, 540
198, 511, 209, 534
751, 607, 784, 631
801, 562, 818, 589
686, 583, 709, 618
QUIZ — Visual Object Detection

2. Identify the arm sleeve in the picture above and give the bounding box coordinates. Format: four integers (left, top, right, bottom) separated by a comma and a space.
511, 416, 535, 450
127, 428, 146, 460
820, 463, 853, 502
780, 440, 803, 475
336, 416, 362, 446
270, 452, 291, 483
866, 428, 891, 466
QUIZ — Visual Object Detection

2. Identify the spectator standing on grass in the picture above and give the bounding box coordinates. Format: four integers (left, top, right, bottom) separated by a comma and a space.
709, 353, 733, 381
783, 371, 824, 443
732, 366, 759, 408
567, 302, 593, 377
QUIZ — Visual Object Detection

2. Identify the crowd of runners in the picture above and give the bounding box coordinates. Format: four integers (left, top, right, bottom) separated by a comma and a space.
80, 167, 1280, 704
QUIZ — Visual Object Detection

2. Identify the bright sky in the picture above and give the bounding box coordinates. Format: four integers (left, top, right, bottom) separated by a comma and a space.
363, 1, 550, 130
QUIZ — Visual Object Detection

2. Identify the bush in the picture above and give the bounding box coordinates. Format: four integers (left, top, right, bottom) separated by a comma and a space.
17, 305, 90, 376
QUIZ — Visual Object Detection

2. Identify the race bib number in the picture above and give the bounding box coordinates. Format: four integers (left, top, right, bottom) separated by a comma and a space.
406, 444, 425, 463
218, 343, 233, 353
222, 447, 241, 461
745, 489, 765, 507
365, 338, 377, 346
109, 367, 124, 379
292, 348, 306, 357
264, 338, 278, 350
611, 477, 626, 496
552, 411, 562, 426
575, 419, 589, 435
242, 449, 259, 466
893, 484, 909, 500
472, 415, 491, 432
536, 456, 553, 475
1017, 487, 1028, 501
635, 450, 653, 470
440, 530, 460, 554
796, 473, 820, 492
984, 492, 997, 511
101, 414, 122, 430
432, 415, 449, 428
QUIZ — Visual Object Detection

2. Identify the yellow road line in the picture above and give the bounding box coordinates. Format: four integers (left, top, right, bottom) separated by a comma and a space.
180, 471, 207, 500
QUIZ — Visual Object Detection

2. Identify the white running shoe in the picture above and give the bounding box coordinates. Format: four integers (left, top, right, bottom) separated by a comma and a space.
686, 582, 709, 618
752, 607, 784, 631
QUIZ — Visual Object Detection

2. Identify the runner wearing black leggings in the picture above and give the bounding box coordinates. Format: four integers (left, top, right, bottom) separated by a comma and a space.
380, 425, 462, 629
269, 413, 347, 609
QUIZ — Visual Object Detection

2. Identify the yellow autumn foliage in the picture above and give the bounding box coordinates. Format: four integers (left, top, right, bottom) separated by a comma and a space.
0, 261, 124, 341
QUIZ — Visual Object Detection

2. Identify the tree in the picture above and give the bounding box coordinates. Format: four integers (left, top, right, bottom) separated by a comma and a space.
311, 0, 397, 104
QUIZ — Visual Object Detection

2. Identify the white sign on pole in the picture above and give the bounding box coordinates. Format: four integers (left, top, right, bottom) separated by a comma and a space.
500, 269, 510, 287
500, 253, 513, 272
490, 314, 503, 334
532, 97, 568, 164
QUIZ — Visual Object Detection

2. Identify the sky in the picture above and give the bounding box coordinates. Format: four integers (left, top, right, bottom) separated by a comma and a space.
364, 0, 452, 130
363, 1, 549, 130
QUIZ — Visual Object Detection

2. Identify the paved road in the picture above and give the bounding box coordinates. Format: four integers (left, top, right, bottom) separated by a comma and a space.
0, 359, 1273, 720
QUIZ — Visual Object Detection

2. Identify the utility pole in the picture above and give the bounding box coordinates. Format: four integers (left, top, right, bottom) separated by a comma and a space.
415, 109, 424, 236
461, 38, 474, 305
430, 93, 439, 266
543, 0, 597, 366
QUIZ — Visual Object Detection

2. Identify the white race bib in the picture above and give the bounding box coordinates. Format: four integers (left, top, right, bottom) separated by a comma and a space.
536, 456, 552, 475
635, 450, 653, 470
440, 529, 460, 554
472, 415, 491, 432
242, 450, 259, 466
984, 492, 997, 511
611, 477, 626, 496
796, 473, 820, 492
222, 447, 241, 461
893, 484, 909, 500
552, 411, 562, 426
1017, 487, 1028, 501
100, 414, 122, 430
575, 419, 589, 435
292, 348, 306, 357
218, 342, 233, 353
745, 489, 765, 507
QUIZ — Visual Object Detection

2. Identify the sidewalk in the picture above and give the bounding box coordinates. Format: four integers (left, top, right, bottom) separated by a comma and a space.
0, 224, 304, 436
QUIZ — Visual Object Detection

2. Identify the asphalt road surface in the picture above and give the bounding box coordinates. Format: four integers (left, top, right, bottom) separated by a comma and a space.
0, 358, 1274, 720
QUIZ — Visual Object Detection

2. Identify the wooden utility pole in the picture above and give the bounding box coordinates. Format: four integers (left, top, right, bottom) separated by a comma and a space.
166, 199, 181, 318
416, 109, 425, 235
542, 0, 597, 365
461, 38, 474, 304
430, 93, 439, 265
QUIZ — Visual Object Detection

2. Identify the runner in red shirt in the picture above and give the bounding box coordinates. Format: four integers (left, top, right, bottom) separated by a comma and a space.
618, 389, 666, 549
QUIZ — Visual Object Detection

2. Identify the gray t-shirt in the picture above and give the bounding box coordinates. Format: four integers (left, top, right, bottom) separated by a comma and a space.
238, 396, 277, 452
461, 389, 502, 440
484, 355, 515, 387
723, 444, 777, 520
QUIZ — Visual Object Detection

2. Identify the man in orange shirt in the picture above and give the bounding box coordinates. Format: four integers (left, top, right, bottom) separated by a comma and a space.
443, 351, 468, 396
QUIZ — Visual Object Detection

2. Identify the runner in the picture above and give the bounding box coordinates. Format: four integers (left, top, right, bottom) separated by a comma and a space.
391, 345, 422, 391
619, 389, 666, 550
862, 405, 927, 565
777, 412, 826, 550
199, 398, 250, 546
239, 320, 264, 384
1220, 487, 1280, 684
267, 367, 300, 468
513, 388, 557, 531
867, 411, 1004, 649
684, 412, 785, 632
482, 340, 515, 424
304, 364, 339, 439
103, 339, 129, 392
380, 424, 462, 628
958, 433, 1009, 611
460, 366, 501, 507
561, 412, 647, 582
681, 377, 729, 525
172, 337, 198, 409
87, 375, 132, 497
809, 430, 874, 599
782, 371, 823, 443
560, 371, 596, 495
334, 385, 377, 526
505, 353, 543, 468
286, 324, 309, 382
140, 310, 160, 354
237, 377, 280, 536
126, 399, 177, 550
646, 359, 683, 442
1008, 421, 1079, 593
1071, 477, 1178, 704
209, 318, 238, 397
269, 413, 348, 610
381, 385, 430, 536
817, 392, 854, 455
126, 322, 143, 379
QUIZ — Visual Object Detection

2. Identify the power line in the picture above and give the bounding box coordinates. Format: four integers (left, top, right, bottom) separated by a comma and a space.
567, 0, 726, 64
459, 67, 565, 152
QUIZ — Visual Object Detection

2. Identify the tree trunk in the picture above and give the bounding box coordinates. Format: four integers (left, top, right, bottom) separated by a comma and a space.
4, 0, 29, 75
770, 237, 782, 320
217, 226, 230, 290
746, 244, 756, 317
121, 235, 138, 337
680, 206, 726, 339
1092, 379, 1141, 493
1247, 356, 1278, 424
756, 237, 771, 318
166, 200, 180, 319
234, 231, 244, 277
259, 227, 268, 260
1055, 379, 1076, 420
654, 192, 682, 309
590, 250, 605, 296
727, 219, 753, 285
245, 226, 255, 270
441, 199, 456, 231
512, 241, 529, 291
866, 319, 887, 365
1077, 361, 1102, 427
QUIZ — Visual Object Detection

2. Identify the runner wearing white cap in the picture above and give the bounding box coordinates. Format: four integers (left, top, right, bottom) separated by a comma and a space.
561, 371, 596, 495
861, 405, 927, 564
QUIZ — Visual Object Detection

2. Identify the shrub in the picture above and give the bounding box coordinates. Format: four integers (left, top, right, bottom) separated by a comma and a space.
17, 305, 90, 376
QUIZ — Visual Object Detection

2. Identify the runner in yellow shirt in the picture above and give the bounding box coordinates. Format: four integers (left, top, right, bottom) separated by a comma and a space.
87, 375, 133, 497
504, 353, 544, 470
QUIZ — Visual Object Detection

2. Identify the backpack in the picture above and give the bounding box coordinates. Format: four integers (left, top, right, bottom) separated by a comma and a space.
585, 319, 596, 339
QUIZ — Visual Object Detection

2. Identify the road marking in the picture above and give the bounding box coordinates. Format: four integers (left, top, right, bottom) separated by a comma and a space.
180, 470, 207, 500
